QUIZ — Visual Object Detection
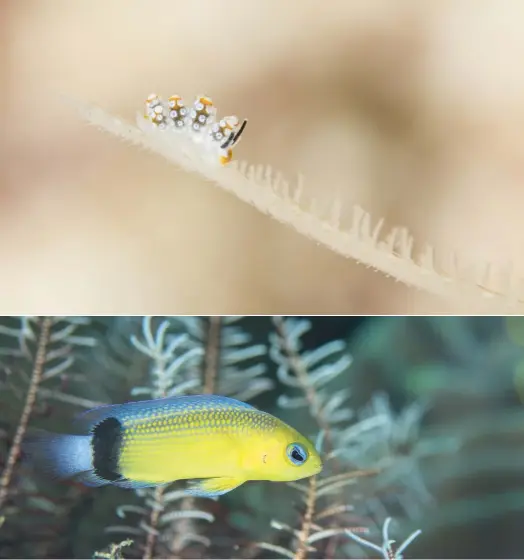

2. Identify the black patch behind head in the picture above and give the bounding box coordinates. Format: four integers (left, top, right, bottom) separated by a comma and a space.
92, 417, 124, 482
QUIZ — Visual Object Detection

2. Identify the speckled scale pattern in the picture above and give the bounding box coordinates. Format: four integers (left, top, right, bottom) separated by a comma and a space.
121, 410, 278, 446
113, 395, 278, 445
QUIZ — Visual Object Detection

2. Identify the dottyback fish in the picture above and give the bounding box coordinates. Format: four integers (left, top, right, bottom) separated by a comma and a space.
23, 395, 322, 497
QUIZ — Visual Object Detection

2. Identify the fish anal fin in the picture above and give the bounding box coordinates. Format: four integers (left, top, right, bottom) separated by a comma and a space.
186, 477, 246, 497
112, 478, 161, 489
74, 470, 160, 490
74, 470, 111, 487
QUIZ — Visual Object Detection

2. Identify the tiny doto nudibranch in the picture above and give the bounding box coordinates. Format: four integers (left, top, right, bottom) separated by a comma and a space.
142, 93, 247, 166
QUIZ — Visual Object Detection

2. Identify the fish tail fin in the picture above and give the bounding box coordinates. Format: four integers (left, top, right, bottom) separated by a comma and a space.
23, 430, 94, 480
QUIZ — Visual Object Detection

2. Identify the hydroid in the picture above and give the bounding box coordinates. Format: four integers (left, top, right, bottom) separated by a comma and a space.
71, 98, 524, 313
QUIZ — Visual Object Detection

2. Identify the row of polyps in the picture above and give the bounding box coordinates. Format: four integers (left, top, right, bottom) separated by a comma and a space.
143, 94, 247, 165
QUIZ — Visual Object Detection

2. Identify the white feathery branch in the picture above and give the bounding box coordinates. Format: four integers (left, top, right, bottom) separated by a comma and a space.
72, 99, 524, 312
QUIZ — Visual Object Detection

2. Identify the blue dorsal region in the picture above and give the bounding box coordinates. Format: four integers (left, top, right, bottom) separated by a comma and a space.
72, 394, 257, 434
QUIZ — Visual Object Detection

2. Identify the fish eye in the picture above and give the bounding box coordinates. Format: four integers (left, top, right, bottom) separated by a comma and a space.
286, 443, 308, 466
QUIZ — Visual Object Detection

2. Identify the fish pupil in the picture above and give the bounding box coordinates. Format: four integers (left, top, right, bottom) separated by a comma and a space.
292, 448, 304, 462
287, 443, 308, 465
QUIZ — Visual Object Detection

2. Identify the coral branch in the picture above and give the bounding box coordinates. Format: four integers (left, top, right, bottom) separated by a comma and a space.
72, 100, 524, 313
203, 317, 221, 395
143, 488, 164, 560
294, 476, 317, 560
272, 317, 334, 560
0, 317, 53, 512
345, 516, 422, 559
272, 317, 335, 453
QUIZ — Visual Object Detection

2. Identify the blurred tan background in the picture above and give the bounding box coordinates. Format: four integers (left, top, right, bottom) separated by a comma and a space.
3, 0, 524, 314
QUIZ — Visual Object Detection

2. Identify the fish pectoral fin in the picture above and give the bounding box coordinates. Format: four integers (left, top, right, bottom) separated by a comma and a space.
186, 477, 246, 497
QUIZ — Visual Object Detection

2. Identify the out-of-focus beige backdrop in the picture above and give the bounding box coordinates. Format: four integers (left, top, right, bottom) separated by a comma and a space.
3, 0, 524, 314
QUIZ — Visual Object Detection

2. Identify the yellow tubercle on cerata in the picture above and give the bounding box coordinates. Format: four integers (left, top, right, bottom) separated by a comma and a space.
220, 149, 233, 166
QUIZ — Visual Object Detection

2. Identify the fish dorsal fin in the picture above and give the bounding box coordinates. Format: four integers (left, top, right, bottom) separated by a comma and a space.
72, 403, 122, 433
72, 394, 257, 433
162, 394, 258, 412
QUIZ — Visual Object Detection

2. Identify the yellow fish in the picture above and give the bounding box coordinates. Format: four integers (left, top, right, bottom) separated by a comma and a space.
24, 395, 322, 497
